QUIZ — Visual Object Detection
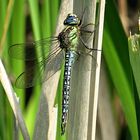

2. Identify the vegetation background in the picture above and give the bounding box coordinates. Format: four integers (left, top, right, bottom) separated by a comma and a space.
0, 0, 139, 140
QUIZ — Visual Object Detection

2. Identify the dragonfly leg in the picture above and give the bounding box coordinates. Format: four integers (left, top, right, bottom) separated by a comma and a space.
81, 23, 95, 28
80, 23, 98, 46
79, 36, 100, 51
80, 29, 94, 34
80, 23, 98, 37
80, 23, 95, 35
77, 50, 93, 58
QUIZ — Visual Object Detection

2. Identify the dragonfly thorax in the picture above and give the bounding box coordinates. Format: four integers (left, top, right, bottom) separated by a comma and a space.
58, 26, 80, 51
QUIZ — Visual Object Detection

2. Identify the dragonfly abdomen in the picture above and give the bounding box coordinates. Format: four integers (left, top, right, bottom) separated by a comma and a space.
61, 50, 78, 135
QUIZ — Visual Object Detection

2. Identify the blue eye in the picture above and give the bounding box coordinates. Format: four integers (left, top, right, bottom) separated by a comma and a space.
64, 14, 80, 26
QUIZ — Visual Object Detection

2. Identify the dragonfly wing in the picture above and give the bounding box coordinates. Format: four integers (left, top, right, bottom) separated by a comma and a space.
72, 51, 97, 72
15, 60, 43, 88
15, 49, 64, 88
9, 37, 59, 61
80, 23, 96, 46
43, 50, 64, 82
73, 32, 98, 72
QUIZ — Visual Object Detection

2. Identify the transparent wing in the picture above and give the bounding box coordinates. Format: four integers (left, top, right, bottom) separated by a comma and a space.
9, 37, 65, 88
15, 49, 64, 88
81, 23, 95, 33
73, 24, 98, 72
72, 50, 97, 72
80, 23, 96, 45
9, 37, 59, 61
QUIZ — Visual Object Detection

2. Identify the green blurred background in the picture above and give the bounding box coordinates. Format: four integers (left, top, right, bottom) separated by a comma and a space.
0, 0, 140, 140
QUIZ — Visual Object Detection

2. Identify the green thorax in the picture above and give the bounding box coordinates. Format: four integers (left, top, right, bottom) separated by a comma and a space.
58, 25, 80, 51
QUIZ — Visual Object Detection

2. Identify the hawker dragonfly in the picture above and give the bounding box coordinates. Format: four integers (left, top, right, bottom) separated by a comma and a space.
9, 12, 98, 135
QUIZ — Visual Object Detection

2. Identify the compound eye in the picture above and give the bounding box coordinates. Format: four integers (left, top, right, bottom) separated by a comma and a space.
64, 13, 80, 26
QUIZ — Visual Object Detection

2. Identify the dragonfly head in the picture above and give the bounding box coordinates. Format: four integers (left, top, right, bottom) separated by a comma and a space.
64, 13, 81, 26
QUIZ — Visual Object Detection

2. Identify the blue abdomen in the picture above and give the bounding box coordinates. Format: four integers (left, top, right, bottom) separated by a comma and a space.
61, 50, 78, 135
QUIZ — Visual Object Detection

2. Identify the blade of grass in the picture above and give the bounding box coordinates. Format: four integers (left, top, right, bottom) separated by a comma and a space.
0, 0, 14, 52
128, 34, 140, 137
1, 0, 26, 139
40, 0, 51, 38
25, 85, 40, 139
0, 86, 9, 140
0, 59, 30, 140
67, 0, 97, 139
40, 0, 51, 71
103, 0, 138, 139
103, 21, 138, 140
0, 1, 8, 139
0, 0, 7, 39
50, 0, 59, 33
10, 0, 26, 109
128, 34, 140, 100
98, 63, 118, 140
90, 0, 105, 139
0, 1, 18, 140
9, 1, 26, 139
26, 0, 42, 137
103, 31, 138, 140
28, 0, 41, 40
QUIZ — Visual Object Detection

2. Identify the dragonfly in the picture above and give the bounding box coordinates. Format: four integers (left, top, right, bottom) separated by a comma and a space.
9, 12, 98, 135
